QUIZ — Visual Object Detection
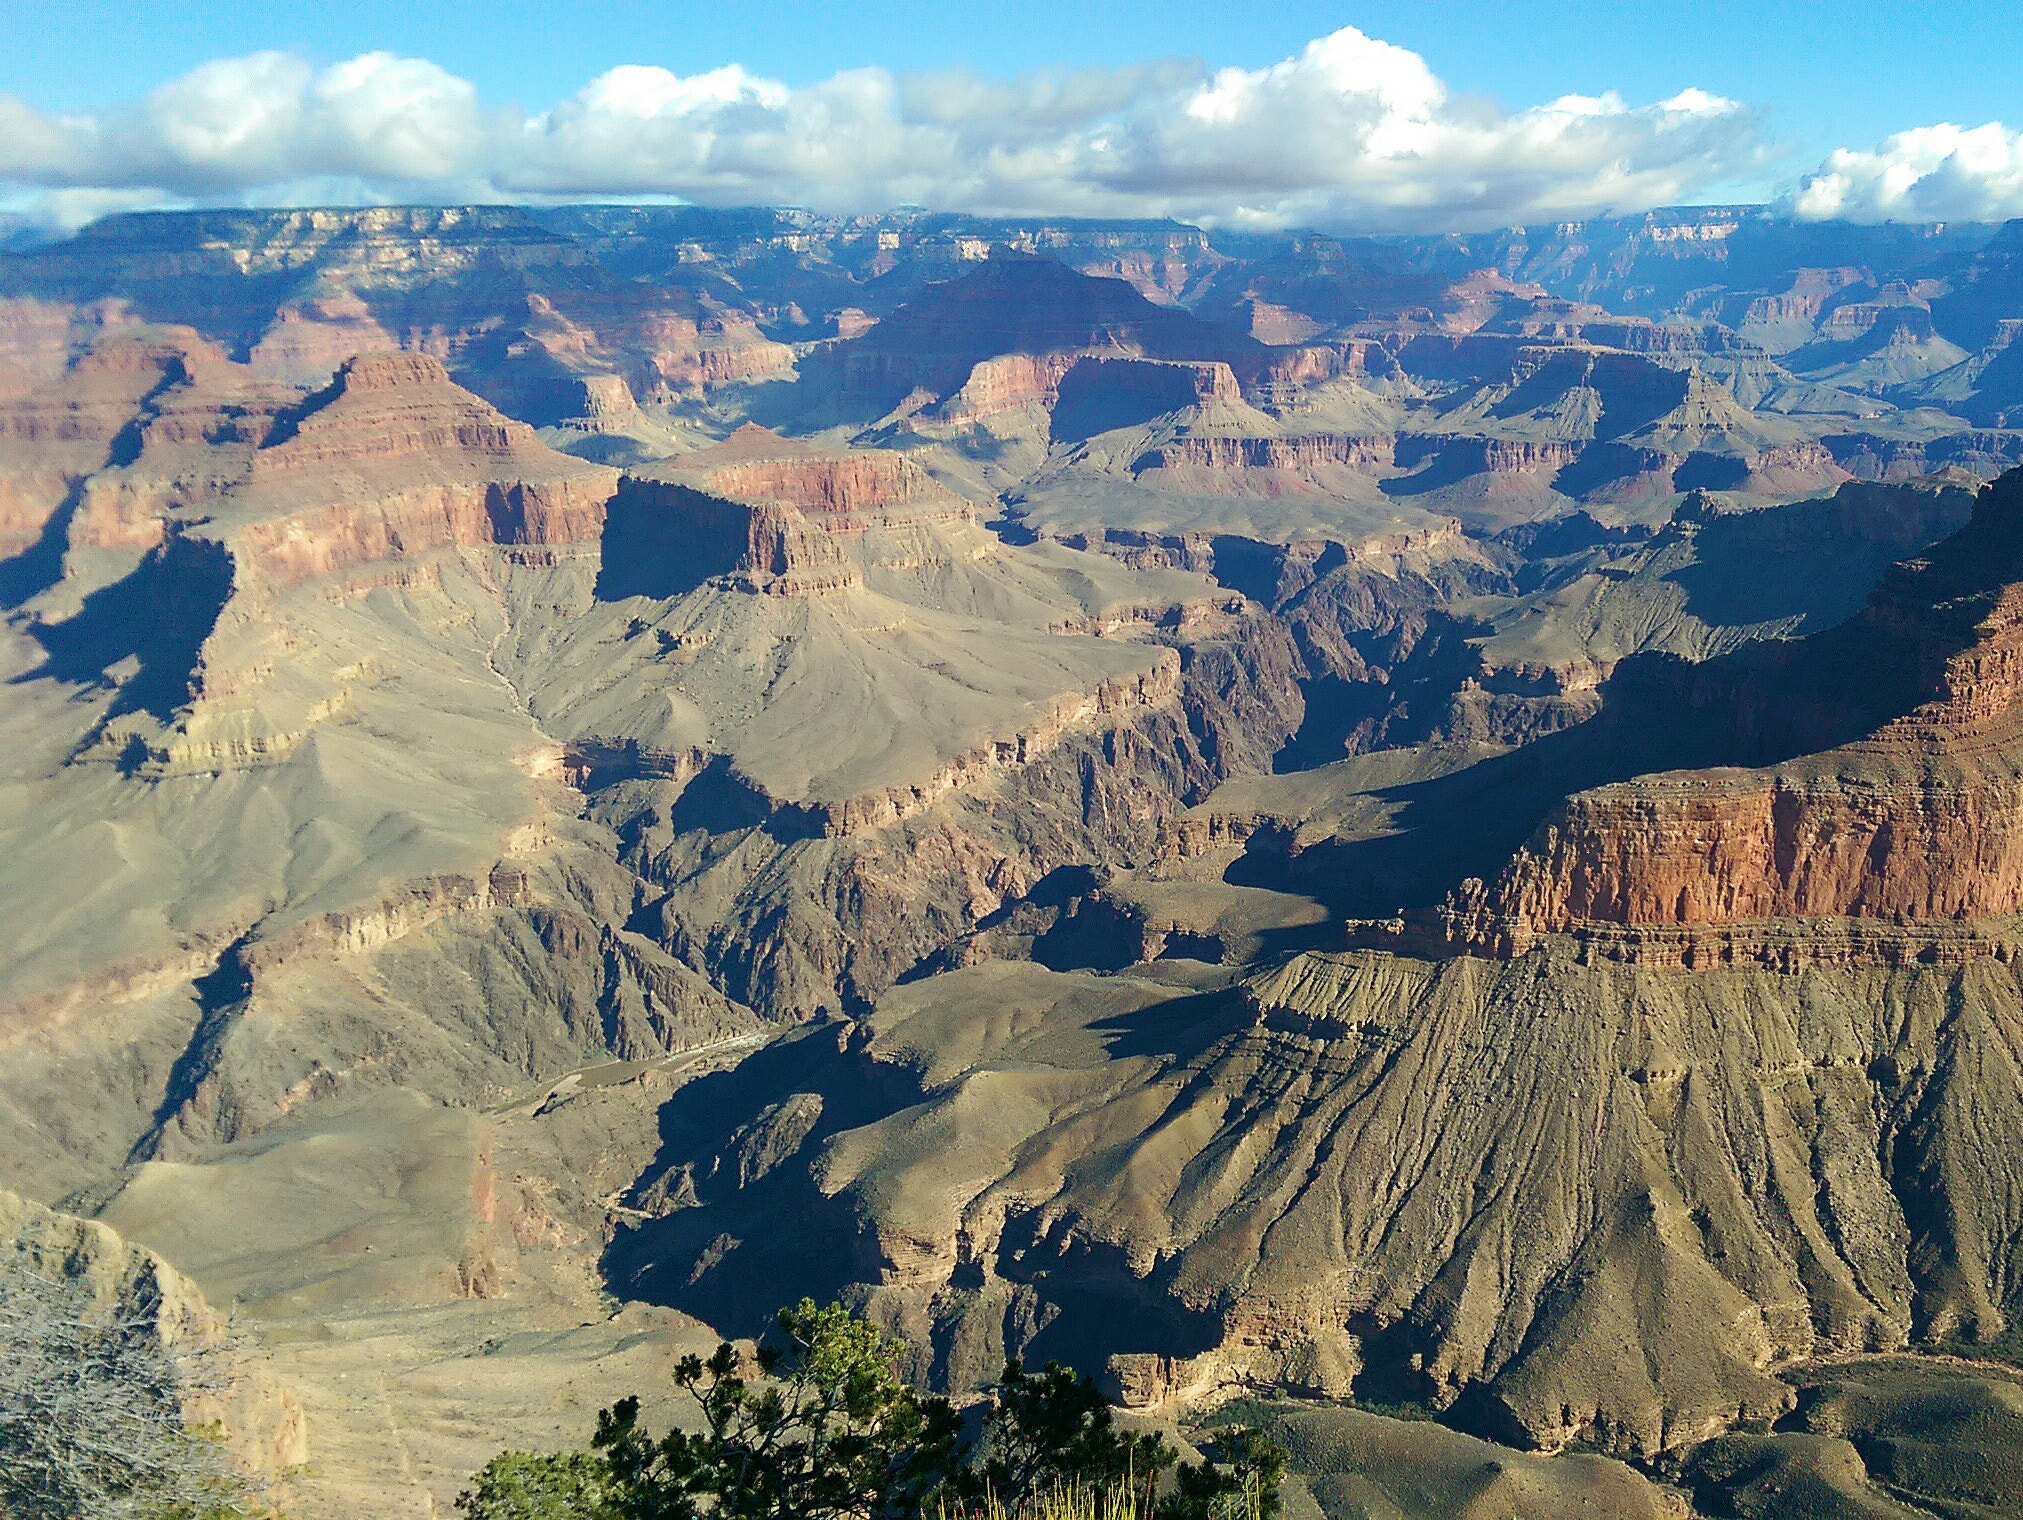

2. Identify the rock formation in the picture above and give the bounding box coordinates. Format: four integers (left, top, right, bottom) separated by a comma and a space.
6, 204, 2023, 1518
605, 945, 2023, 1461
1400, 467, 2023, 962
797, 251, 1270, 419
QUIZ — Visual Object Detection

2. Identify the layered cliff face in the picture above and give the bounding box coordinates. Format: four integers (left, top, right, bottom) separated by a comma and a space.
935, 352, 1080, 423
0, 206, 797, 436
501, 423, 1305, 1016
593, 468, 2023, 1488
11, 206, 2023, 1516
9, 209, 2017, 542
1428, 467, 2023, 960
1134, 431, 1396, 483
797, 252, 1273, 421
0, 332, 1308, 1182
644, 424, 975, 527
12, 346, 619, 782
0, 341, 674, 1187
228, 351, 617, 569
5, 340, 615, 590
0, 330, 198, 562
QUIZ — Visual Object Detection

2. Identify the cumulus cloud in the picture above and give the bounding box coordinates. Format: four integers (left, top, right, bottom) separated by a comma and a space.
0, 186, 184, 237
1793, 122, 2023, 222
0, 52, 493, 196
0, 28, 1774, 232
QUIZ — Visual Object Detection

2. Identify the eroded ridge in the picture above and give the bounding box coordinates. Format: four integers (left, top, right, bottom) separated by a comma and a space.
1369, 467, 2023, 964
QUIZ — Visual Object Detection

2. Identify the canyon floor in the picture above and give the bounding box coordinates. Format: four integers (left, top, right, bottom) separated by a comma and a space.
6, 205, 2023, 1517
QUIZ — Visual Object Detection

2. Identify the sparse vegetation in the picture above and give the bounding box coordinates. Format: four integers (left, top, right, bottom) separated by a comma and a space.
952, 1357, 1175, 1510
0, 1255, 255, 1520
932, 1468, 1280, 1520
458, 1299, 1284, 1520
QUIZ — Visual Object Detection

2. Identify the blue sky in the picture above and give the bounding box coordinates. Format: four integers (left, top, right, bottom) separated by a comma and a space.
1, 0, 2019, 230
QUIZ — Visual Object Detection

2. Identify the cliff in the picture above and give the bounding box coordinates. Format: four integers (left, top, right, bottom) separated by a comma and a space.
1401, 467, 2023, 961
6, 342, 621, 789
602, 426, 975, 597
12, 204, 2023, 1513
0, 334, 200, 560
610, 942, 2023, 1460
806, 252, 1268, 417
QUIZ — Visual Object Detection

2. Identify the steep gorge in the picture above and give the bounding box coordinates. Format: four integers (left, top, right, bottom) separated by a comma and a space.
8, 207, 2023, 1518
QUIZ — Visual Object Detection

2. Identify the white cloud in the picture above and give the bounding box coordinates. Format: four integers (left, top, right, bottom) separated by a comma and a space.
0, 28, 1774, 232
1793, 122, 2023, 222
0, 186, 185, 236
0, 51, 491, 199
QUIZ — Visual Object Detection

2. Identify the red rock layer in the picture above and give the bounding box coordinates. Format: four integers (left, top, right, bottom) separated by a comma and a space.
254, 352, 536, 471
65, 347, 300, 554
645, 425, 975, 530
694, 454, 960, 522
1393, 435, 1584, 475
10, 339, 619, 598
936, 353, 1079, 422
610, 431, 983, 598
1131, 433, 1396, 495
1423, 470, 2023, 959
215, 351, 618, 583
0, 337, 196, 554
228, 476, 616, 587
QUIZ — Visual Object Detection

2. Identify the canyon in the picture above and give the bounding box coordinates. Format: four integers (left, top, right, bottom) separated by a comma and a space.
4, 204, 2023, 1517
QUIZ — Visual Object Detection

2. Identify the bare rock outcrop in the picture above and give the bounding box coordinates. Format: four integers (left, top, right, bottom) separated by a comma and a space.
614, 943, 2023, 1460
1134, 431, 1395, 481
935, 352, 1079, 422
236, 351, 618, 568
603, 425, 976, 597
619, 601, 1304, 1016
804, 252, 1267, 418
0, 332, 194, 559
16, 344, 621, 780
1414, 467, 2023, 960
17, 206, 2023, 1511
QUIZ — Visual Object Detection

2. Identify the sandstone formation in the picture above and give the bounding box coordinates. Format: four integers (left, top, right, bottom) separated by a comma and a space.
1402, 468, 2023, 962
8, 204, 2023, 1518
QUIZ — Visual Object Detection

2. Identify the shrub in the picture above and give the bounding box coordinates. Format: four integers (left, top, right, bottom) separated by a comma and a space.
457, 1448, 624, 1519
952, 1359, 1171, 1512
593, 1298, 962, 1520
461, 1299, 1284, 1520
0, 1256, 255, 1520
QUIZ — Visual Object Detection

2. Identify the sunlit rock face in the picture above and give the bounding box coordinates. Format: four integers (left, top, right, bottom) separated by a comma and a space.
6, 202, 2023, 1517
